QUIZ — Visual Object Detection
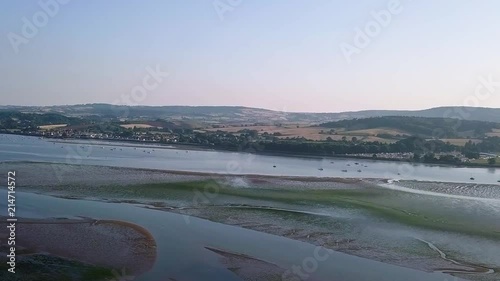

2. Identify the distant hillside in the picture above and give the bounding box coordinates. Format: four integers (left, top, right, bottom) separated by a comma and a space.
0, 111, 205, 132
320, 116, 500, 138
0, 104, 283, 124
1, 104, 500, 124
321, 107, 500, 123
0, 111, 83, 126
0, 112, 86, 130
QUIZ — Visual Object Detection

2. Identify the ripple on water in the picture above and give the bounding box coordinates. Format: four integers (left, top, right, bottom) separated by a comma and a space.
387, 180, 500, 200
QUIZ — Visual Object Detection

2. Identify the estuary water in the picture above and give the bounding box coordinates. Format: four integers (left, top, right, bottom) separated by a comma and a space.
0, 134, 498, 185
0, 134, 495, 280
0, 190, 465, 281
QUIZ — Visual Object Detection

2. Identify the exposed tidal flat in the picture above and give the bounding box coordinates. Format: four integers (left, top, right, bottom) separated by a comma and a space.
1, 161, 498, 281
0, 216, 156, 281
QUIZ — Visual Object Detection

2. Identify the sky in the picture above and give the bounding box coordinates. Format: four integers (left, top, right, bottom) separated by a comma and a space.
1, 0, 500, 113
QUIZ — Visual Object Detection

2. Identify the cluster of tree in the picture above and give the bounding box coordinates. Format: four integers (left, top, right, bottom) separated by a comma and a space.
186, 134, 458, 157
265, 137, 452, 155
173, 132, 496, 165
3, 111, 500, 166
0, 112, 87, 131
489, 158, 497, 165
462, 137, 500, 158
320, 116, 500, 138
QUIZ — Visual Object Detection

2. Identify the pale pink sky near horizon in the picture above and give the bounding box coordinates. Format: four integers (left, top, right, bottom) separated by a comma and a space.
1, 1, 500, 112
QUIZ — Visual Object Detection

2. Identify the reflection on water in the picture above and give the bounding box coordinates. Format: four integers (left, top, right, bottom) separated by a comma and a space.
0, 190, 465, 281
0, 134, 498, 185
0, 134, 497, 280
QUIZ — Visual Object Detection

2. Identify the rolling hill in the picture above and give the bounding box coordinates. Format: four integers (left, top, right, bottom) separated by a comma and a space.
319, 116, 500, 138
1, 104, 500, 124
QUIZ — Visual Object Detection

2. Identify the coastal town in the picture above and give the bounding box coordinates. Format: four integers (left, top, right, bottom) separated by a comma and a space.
3, 118, 498, 168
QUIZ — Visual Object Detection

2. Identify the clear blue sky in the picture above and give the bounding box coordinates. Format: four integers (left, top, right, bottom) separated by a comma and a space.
1, 0, 500, 112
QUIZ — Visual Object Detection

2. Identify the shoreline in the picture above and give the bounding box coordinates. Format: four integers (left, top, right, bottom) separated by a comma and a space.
7, 159, 367, 182
3, 160, 499, 187
0, 217, 157, 279
4, 133, 499, 169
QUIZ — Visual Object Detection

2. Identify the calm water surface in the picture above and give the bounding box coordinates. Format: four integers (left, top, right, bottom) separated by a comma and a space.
0, 134, 498, 184
0, 134, 489, 280
0, 190, 464, 281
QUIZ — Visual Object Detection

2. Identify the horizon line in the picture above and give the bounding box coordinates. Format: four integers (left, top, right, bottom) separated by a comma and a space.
1, 103, 499, 115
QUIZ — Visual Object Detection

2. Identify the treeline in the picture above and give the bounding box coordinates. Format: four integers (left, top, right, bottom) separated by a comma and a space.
320, 116, 500, 138
462, 137, 500, 158
189, 132, 456, 156
0, 112, 87, 130
237, 136, 457, 156
182, 132, 499, 165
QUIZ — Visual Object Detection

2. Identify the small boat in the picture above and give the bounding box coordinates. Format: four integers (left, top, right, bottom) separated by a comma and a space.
318, 168, 324, 171
470, 177, 475, 180
355, 163, 359, 165
357, 170, 362, 172
273, 165, 276, 168
347, 164, 351, 166
342, 169, 348, 172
